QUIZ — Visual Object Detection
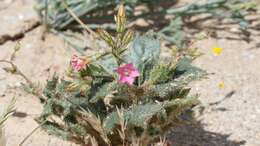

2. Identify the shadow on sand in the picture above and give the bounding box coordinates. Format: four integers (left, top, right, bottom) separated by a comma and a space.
169, 122, 246, 146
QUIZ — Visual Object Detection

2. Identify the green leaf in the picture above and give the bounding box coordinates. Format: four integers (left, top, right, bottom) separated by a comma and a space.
41, 122, 71, 140
103, 103, 164, 133
124, 35, 160, 84
43, 75, 59, 98
90, 82, 132, 105
89, 83, 112, 103
103, 94, 199, 134
163, 95, 199, 119
98, 54, 118, 75
84, 63, 110, 77
150, 59, 205, 99
126, 35, 160, 69
148, 63, 172, 84
175, 57, 206, 78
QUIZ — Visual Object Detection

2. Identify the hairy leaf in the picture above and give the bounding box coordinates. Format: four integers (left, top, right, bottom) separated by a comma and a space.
124, 35, 160, 84
103, 103, 164, 133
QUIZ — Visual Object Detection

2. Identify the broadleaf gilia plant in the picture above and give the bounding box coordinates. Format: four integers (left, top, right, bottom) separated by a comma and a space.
37, 5, 206, 146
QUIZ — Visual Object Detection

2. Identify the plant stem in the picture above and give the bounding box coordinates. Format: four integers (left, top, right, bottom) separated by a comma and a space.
0, 60, 33, 85
18, 120, 47, 146
0, 59, 46, 101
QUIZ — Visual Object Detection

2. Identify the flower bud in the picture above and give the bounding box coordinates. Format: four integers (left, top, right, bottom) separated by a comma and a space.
117, 5, 126, 18
115, 5, 126, 33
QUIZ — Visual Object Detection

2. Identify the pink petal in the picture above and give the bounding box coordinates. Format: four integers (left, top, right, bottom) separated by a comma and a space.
130, 70, 140, 77
116, 66, 125, 74
125, 63, 134, 68
116, 63, 140, 85
119, 76, 135, 85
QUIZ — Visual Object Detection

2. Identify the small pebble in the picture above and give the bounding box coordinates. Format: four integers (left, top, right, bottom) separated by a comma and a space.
18, 14, 24, 20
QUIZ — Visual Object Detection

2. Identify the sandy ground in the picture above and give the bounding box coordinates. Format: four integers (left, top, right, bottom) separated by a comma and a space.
0, 0, 259, 146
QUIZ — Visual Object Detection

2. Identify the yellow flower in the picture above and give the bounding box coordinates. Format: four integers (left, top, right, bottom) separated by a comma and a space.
212, 47, 222, 56
218, 81, 225, 89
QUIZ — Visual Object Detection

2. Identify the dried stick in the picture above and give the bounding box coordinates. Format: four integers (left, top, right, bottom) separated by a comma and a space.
60, 0, 97, 37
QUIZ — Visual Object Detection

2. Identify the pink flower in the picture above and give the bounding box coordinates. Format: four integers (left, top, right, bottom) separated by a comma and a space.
116, 63, 140, 85
70, 55, 86, 71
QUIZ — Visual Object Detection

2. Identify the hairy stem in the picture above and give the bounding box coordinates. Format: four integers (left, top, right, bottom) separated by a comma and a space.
0, 60, 33, 85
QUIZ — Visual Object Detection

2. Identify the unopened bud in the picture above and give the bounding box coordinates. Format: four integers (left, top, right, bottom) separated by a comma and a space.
115, 5, 126, 33
117, 5, 126, 18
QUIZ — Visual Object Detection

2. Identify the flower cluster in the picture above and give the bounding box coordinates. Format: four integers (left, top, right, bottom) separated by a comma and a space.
70, 55, 87, 71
